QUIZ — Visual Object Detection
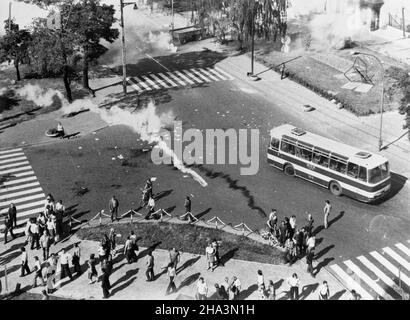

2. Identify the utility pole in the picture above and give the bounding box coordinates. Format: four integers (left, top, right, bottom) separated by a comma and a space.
171, 0, 174, 36
120, 0, 127, 95
119, 0, 137, 96
403, 7, 406, 39
8, 2, 12, 31
353, 52, 385, 151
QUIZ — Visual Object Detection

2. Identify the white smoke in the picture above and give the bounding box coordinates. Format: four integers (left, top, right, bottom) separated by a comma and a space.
16, 83, 208, 187
16, 84, 65, 107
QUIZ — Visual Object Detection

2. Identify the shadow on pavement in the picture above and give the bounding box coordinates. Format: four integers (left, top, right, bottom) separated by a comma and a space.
314, 244, 335, 260
219, 248, 238, 266
314, 257, 334, 276
299, 283, 319, 300
178, 272, 201, 291
110, 276, 138, 297
330, 289, 347, 300
177, 256, 201, 275
240, 284, 258, 300
195, 208, 212, 220
110, 268, 139, 289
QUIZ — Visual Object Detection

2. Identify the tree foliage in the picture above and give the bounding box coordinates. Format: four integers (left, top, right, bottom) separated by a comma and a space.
0, 19, 32, 81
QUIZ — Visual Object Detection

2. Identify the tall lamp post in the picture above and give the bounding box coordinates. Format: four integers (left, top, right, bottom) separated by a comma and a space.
247, 0, 259, 80
353, 51, 385, 151
120, 0, 138, 96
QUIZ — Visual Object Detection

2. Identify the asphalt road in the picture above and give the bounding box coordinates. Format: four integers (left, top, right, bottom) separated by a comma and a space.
23, 49, 410, 267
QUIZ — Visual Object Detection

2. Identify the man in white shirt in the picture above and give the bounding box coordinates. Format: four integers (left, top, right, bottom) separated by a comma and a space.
59, 249, 73, 280
145, 197, 155, 220
287, 273, 300, 300
232, 276, 241, 299
306, 235, 316, 254
196, 277, 208, 300
318, 281, 330, 300
29, 221, 40, 250
55, 200, 65, 214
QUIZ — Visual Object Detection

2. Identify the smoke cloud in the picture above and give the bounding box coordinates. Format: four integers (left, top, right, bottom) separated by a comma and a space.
15, 83, 208, 187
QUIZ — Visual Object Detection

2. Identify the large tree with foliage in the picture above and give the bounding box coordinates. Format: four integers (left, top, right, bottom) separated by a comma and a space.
0, 19, 32, 81
61, 0, 119, 91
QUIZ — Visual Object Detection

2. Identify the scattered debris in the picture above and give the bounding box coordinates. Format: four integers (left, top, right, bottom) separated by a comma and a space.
303, 104, 316, 112
117, 154, 124, 160
78, 146, 82, 150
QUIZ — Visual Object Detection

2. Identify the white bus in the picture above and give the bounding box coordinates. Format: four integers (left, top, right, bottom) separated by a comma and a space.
267, 124, 391, 203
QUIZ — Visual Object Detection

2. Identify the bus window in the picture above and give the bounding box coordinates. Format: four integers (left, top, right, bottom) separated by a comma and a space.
281, 141, 296, 155
270, 137, 280, 150
369, 166, 382, 184
358, 166, 367, 182
330, 158, 347, 174
381, 162, 389, 179
314, 152, 329, 168
296, 146, 313, 162
347, 163, 359, 179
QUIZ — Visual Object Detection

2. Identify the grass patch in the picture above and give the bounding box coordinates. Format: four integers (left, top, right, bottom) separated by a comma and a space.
77, 221, 285, 265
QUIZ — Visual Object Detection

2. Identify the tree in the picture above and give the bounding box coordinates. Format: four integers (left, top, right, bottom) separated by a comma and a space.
61, 0, 119, 92
0, 19, 32, 81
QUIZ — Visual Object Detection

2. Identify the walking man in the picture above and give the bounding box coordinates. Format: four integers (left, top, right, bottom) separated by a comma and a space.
40, 231, 51, 261
32, 256, 44, 287
318, 281, 330, 300
206, 243, 216, 271
4, 215, 16, 244
109, 195, 119, 222
306, 234, 316, 255
165, 263, 177, 295
306, 249, 315, 277
59, 249, 73, 280
146, 250, 155, 282
72, 243, 81, 276
20, 247, 30, 277
29, 220, 40, 250
323, 200, 332, 229
287, 273, 300, 300
196, 277, 208, 300
101, 268, 110, 299
8, 203, 17, 228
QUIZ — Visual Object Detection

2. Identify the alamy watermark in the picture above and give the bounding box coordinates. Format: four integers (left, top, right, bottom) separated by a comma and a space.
151, 121, 260, 175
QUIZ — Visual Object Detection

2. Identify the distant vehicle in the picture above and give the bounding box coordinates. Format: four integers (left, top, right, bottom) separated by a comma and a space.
268, 124, 391, 203
171, 26, 205, 44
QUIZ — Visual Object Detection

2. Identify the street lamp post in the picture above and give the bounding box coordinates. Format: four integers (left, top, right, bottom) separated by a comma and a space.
120, 0, 138, 96
353, 51, 385, 151
247, 0, 259, 80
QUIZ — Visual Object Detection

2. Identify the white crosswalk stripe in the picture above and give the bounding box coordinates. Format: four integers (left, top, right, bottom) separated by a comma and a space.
127, 67, 234, 93
395, 243, 410, 258
329, 241, 410, 300
0, 149, 46, 241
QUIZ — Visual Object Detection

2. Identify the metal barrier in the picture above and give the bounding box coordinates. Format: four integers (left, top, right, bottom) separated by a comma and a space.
179, 212, 198, 223
233, 222, 253, 236
207, 216, 226, 229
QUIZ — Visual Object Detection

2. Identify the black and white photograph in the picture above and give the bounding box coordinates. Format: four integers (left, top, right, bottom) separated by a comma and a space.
0, 0, 409, 306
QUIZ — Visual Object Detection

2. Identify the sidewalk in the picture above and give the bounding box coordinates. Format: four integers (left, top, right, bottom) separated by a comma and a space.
0, 227, 349, 300
210, 49, 410, 179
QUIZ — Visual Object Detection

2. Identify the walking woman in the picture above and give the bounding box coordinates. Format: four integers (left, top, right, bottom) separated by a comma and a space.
165, 263, 177, 295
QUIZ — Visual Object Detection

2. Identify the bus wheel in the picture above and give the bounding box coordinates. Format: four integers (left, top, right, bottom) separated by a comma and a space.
284, 164, 295, 176
329, 181, 342, 196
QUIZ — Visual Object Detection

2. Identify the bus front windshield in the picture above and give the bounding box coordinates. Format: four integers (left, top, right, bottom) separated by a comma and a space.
368, 162, 390, 184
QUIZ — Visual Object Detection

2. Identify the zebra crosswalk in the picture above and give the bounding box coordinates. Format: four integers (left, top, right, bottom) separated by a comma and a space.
126, 66, 234, 93
329, 240, 410, 300
0, 148, 46, 240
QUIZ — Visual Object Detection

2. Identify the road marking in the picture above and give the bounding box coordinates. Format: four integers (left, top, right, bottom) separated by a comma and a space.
142, 75, 162, 90
0, 174, 37, 186
213, 66, 235, 80
0, 160, 30, 170
0, 192, 45, 207
330, 264, 373, 300
0, 152, 25, 160
145, 53, 170, 72
0, 181, 40, 194
0, 165, 33, 175
149, 73, 171, 88
191, 69, 212, 82
395, 243, 410, 258
357, 256, 402, 297
157, 73, 178, 87
0, 205, 45, 221
370, 251, 410, 287
174, 70, 195, 85
182, 70, 203, 84
126, 77, 143, 93
0, 199, 46, 213
0, 148, 23, 155
206, 67, 228, 80
344, 260, 394, 300
382, 247, 410, 272
0, 187, 44, 201
199, 68, 220, 81
133, 77, 152, 91
166, 72, 186, 86
13, 171, 36, 178
0, 156, 27, 165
